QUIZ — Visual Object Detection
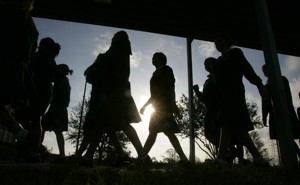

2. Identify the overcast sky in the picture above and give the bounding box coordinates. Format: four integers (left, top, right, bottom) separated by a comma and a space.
34, 17, 300, 162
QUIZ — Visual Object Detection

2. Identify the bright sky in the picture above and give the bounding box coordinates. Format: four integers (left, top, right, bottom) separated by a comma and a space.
34, 17, 300, 162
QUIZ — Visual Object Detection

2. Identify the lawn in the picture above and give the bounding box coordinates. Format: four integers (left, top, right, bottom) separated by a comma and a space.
0, 161, 299, 185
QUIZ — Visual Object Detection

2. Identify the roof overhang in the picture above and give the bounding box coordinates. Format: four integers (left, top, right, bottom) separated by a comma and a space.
32, 0, 300, 57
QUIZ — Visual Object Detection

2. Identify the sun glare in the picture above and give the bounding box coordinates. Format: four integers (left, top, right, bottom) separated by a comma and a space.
143, 105, 154, 118
139, 96, 154, 122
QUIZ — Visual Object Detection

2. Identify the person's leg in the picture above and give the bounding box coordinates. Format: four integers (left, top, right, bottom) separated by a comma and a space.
76, 132, 91, 157
106, 130, 132, 166
40, 130, 46, 144
236, 144, 243, 160
54, 131, 65, 157
26, 97, 43, 160
83, 129, 103, 159
236, 131, 269, 165
122, 124, 145, 157
237, 131, 260, 158
293, 140, 300, 158
217, 127, 233, 160
106, 130, 126, 156
143, 132, 157, 155
30, 115, 42, 156
206, 133, 219, 149
76, 129, 103, 167
165, 132, 189, 162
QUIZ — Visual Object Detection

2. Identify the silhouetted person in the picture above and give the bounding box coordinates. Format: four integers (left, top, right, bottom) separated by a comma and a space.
193, 57, 247, 165
140, 52, 189, 165
41, 64, 72, 162
213, 34, 269, 166
14, 37, 60, 162
261, 64, 300, 160
30, 38, 60, 117
193, 57, 219, 148
77, 30, 146, 167
0, 0, 39, 161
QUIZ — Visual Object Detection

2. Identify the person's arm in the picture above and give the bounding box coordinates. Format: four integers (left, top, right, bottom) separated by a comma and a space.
140, 97, 152, 115
165, 66, 179, 115
236, 48, 268, 99
193, 84, 203, 101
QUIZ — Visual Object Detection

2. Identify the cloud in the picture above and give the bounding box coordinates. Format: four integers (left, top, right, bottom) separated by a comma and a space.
283, 55, 300, 74
288, 76, 300, 107
197, 41, 216, 58
280, 55, 300, 107
92, 32, 112, 57
246, 91, 262, 114
131, 50, 142, 68
169, 40, 183, 55
149, 37, 184, 56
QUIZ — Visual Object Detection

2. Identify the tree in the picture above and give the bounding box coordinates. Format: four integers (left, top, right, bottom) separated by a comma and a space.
162, 148, 180, 164
66, 99, 131, 160
161, 148, 201, 164
245, 131, 271, 161
176, 93, 217, 160
176, 93, 268, 161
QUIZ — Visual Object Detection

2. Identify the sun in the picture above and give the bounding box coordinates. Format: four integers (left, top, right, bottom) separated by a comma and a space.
143, 105, 154, 119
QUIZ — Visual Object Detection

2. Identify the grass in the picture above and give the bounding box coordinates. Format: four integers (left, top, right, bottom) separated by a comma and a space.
0, 161, 299, 185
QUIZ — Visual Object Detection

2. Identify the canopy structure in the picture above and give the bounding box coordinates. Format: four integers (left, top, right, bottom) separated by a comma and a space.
32, 0, 300, 171
33, 0, 300, 57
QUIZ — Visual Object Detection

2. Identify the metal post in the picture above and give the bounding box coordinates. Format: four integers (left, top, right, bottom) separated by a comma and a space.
186, 37, 195, 163
253, 0, 298, 170
75, 80, 88, 153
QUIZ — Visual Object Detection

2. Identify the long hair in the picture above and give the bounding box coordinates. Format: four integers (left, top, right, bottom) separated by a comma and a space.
109, 30, 132, 55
